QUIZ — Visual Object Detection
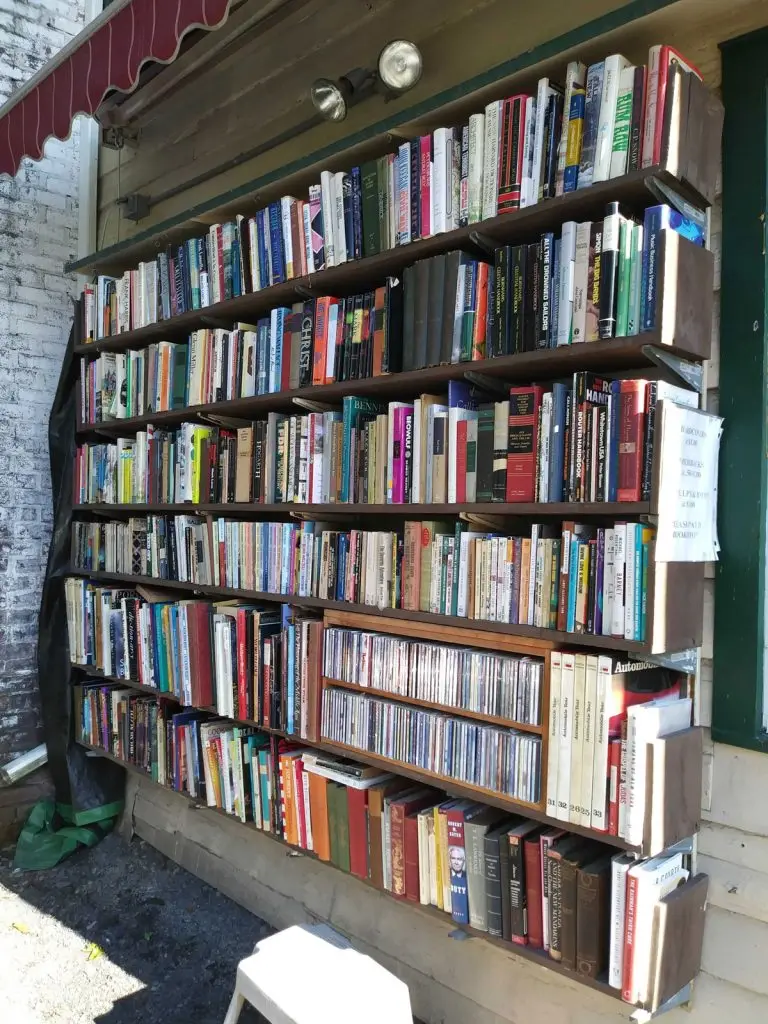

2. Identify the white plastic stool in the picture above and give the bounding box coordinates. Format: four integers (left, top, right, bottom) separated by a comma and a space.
223, 922, 413, 1024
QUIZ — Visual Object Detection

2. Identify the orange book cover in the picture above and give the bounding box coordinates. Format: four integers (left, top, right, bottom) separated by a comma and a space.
307, 773, 330, 861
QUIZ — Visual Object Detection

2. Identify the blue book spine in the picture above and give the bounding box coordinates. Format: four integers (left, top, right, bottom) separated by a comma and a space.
177, 245, 188, 314
634, 528, 643, 640
640, 538, 649, 641
257, 750, 269, 827
351, 166, 363, 260
232, 233, 242, 297
274, 308, 286, 393
257, 322, 269, 395
188, 240, 199, 309
268, 202, 285, 283
287, 621, 296, 734
255, 209, 267, 286
607, 380, 621, 502
549, 382, 568, 502
169, 606, 180, 695
640, 204, 668, 332
566, 536, 580, 632
247, 739, 258, 817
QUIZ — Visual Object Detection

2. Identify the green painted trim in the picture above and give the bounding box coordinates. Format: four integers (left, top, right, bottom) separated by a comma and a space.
69, 0, 678, 273
712, 32, 768, 750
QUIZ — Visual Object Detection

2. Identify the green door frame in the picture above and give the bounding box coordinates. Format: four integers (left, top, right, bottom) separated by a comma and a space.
713, 29, 768, 751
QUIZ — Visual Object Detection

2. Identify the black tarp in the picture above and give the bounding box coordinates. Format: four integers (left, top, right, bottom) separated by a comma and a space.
36, 305, 124, 817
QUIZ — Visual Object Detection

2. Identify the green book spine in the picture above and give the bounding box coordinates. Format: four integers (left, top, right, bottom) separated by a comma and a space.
627, 223, 643, 336
616, 219, 632, 337
336, 783, 351, 873
376, 157, 389, 252
360, 161, 380, 258
439, 536, 448, 614
172, 348, 189, 409
328, 782, 341, 867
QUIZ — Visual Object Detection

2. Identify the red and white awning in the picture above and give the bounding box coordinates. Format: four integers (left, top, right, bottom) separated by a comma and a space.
0, 0, 233, 178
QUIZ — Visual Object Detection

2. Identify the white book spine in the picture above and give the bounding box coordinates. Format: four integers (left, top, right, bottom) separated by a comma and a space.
481, 101, 500, 220
333, 171, 347, 264
418, 811, 430, 905
319, 170, 336, 267
302, 202, 314, 274
527, 525, 538, 626
531, 78, 550, 203
467, 113, 485, 223
546, 651, 562, 816
611, 523, 626, 636
556, 221, 577, 346
609, 855, 632, 988
539, 393, 552, 502
591, 656, 612, 828
556, 652, 575, 821
280, 197, 294, 279
571, 220, 592, 343
449, 130, 461, 231
569, 654, 586, 823
593, 54, 630, 183
623, 522, 637, 640
519, 96, 536, 208
602, 528, 616, 635
609, 65, 636, 178
580, 655, 598, 827
432, 128, 448, 234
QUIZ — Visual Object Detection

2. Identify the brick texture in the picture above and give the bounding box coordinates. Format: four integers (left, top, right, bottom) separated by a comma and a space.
0, 0, 85, 762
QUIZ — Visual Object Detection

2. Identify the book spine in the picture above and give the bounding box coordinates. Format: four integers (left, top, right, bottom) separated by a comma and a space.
577, 62, 604, 190
598, 204, 621, 339
621, 871, 639, 1001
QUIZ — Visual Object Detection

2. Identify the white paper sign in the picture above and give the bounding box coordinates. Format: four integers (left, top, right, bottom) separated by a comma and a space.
655, 401, 723, 562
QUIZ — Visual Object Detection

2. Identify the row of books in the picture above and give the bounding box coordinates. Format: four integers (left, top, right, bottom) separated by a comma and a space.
321, 685, 540, 804
82, 44, 699, 342
323, 625, 543, 727
64, 579, 322, 735
71, 516, 654, 642
76, 680, 689, 1000
74, 375, 697, 508
541, 652, 689, 836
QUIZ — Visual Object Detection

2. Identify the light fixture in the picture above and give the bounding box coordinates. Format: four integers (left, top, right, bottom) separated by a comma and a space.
310, 77, 349, 122
378, 40, 423, 93
311, 41, 423, 122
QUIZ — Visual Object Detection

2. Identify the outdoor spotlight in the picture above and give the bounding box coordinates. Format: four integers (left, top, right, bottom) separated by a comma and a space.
310, 78, 349, 122
378, 40, 423, 93
311, 41, 423, 122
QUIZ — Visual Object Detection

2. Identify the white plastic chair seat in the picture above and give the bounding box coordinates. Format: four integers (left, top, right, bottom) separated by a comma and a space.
223, 922, 414, 1024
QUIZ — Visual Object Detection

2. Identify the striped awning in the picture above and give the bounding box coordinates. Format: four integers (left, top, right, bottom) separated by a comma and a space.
0, 0, 233, 178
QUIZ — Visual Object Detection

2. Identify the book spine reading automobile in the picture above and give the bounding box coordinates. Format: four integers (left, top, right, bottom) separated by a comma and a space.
75, 675, 683, 998
71, 514, 655, 642
79, 44, 700, 343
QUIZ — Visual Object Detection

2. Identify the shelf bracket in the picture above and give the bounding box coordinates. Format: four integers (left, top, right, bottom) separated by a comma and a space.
463, 371, 509, 396
295, 282, 318, 300
468, 230, 496, 256
630, 983, 692, 1023
627, 648, 699, 674
199, 316, 234, 331
641, 345, 704, 394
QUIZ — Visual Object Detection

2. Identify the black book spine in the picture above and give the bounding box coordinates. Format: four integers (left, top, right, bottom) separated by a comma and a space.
628, 66, 646, 173
401, 266, 416, 373
409, 140, 420, 241
494, 245, 510, 357
583, 406, 593, 504
298, 302, 314, 389
499, 829, 512, 941
253, 421, 263, 503
543, 93, 563, 199
511, 244, 526, 354
486, 263, 496, 359
641, 382, 658, 501
598, 203, 621, 339
596, 405, 607, 502
351, 166, 364, 261
485, 833, 503, 938
476, 408, 495, 502
459, 124, 470, 228
586, 538, 597, 634
539, 233, 553, 348
524, 241, 540, 353
342, 173, 354, 263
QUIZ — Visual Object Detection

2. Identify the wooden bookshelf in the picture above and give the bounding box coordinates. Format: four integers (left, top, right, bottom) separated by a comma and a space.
73, 501, 652, 517
73, 166, 709, 357
76, 736, 624, 999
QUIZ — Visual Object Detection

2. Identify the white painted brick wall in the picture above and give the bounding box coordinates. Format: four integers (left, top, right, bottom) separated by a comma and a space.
0, 0, 85, 759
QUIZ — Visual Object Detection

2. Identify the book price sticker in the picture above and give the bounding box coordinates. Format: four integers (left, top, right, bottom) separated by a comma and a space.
655, 401, 723, 562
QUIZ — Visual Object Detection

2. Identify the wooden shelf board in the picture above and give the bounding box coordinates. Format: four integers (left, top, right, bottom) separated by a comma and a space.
68, 569, 649, 653
322, 676, 544, 734
76, 332, 690, 438
76, 738, 623, 1000
73, 501, 651, 517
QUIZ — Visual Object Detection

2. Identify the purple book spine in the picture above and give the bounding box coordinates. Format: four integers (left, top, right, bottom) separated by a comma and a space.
392, 405, 406, 503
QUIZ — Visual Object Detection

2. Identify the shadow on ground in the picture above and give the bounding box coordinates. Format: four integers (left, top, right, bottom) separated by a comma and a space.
0, 830, 271, 1023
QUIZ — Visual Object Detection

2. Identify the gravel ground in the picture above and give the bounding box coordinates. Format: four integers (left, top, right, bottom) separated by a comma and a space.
0, 831, 272, 1023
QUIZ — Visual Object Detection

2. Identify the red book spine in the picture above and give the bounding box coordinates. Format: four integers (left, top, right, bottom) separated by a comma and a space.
456, 419, 468, 503
617, 380, 647, 501
419, 135, 432, 238
281, 320, 292, 392
389, 801, 407, 897
608, 737, 622, 835
506, 385, 543, 501
404, 812, 421, 901
189, 604, 213, 707
312, 297, 330, 386
471, 261, 489, 360
524, 837, 544, 949
498, 95, 526, 213
622, 871, 639, 1002
236, 609, 248, 720
347, 788, 369, 879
